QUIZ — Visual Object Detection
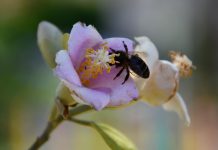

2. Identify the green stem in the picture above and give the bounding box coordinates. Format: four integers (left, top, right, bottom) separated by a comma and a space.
28, 104, 92, 150
68, 118, 93, 127
69, 105, 93, 116
28, 101, 137, 149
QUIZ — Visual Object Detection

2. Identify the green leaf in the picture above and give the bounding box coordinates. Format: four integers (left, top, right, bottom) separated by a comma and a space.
91, 122, 137, 150
37, 21, 63, 68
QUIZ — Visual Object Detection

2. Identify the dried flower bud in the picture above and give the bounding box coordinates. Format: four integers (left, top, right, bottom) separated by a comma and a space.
169, 51, 196, 77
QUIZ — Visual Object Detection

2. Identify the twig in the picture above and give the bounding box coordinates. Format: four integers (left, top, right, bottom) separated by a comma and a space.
28, 102, 137, 149
28, 105, 92, 150
68, 118, 93, 127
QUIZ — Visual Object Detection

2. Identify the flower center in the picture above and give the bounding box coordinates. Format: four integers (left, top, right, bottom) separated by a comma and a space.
78, 43, 118, 85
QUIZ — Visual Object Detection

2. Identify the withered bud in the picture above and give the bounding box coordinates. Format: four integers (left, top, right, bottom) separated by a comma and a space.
169, 51, 196, 77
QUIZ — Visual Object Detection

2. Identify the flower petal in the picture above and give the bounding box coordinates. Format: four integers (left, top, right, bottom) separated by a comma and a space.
63, 81, 110, 110
54, 50, 82, 86
105, 38, 134, 52
163, 93, 191, 126
134, 36, 159, 72
140, 60, 179, 105
68, 22, 103, 69
88, 69, 139, 106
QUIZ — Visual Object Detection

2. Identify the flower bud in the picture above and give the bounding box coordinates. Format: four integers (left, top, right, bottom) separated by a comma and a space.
169, 51, 196, 77
56, 82, 77, 105
37, 21, 63, 68
55, 82, 77, 117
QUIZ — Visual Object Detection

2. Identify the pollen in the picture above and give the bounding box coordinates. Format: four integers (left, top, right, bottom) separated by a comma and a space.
169, 51, 196, 77
78, 43, 117, 85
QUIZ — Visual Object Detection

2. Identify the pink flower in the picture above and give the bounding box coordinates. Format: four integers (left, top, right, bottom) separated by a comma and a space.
54, 22, 138, 110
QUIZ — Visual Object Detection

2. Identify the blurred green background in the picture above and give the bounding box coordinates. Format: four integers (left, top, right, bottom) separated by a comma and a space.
0, 0, 217, 149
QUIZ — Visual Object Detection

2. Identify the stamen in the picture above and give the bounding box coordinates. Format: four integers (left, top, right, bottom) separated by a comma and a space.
169, 51, 196, 77
78, 43, 117, 85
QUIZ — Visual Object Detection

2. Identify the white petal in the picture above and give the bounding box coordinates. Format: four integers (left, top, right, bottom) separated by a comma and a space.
140, 60, 179, 105
134, 36, 159, 72
163, 93, 191, 126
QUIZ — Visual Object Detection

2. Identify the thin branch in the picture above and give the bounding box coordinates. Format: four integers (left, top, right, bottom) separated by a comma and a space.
28, 102, 137, 149
28, 105, 92, 150
28, 115, 63, 150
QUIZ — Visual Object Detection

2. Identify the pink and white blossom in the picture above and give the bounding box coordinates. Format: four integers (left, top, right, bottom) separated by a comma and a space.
54, 22, 138, 110
54, 24, 193, 125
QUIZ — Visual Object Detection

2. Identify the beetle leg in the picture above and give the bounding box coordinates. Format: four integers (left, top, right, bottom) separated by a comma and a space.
122, 67, 130, 84
122, 41, 128, 55
114, 67, 125, 80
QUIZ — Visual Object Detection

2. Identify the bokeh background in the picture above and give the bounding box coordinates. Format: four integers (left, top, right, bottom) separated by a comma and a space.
0, 0, 218, 149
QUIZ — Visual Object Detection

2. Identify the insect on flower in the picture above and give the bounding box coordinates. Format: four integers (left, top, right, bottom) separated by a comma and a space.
110, 41, 150, 84
53, 22, 139, 110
